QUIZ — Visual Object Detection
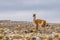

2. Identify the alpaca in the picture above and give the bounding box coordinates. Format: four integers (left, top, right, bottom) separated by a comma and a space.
33, 14, 46, 32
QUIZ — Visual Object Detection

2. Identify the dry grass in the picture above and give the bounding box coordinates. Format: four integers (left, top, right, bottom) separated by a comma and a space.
0, 21, 60, 40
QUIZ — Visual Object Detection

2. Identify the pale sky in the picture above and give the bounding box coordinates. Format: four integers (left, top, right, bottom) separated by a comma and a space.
0, 0, 60, 23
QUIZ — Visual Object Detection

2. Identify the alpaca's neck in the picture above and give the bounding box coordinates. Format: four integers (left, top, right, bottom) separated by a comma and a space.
33, 16, 36, 21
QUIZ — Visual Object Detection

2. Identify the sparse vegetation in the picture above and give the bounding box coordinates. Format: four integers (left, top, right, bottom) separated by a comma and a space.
0, 20, 60, 40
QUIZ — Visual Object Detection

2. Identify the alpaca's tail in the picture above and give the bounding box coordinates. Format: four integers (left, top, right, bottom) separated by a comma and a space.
46, 23, 50, 27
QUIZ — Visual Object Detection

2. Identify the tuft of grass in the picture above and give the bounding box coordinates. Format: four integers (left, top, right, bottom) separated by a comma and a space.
0, 34, 4, 39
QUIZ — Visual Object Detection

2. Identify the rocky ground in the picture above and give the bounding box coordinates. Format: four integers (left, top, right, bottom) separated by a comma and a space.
0, 20, 60, 40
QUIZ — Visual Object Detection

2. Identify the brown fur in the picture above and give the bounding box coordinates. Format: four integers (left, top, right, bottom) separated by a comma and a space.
33, 14, 46, 31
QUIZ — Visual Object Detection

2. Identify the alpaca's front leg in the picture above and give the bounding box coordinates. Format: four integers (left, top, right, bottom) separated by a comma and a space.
36, 24, 39, 32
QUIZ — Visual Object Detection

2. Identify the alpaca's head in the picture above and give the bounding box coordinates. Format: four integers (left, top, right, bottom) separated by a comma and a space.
33, 14, 36, 17
33, 14, 36, 21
